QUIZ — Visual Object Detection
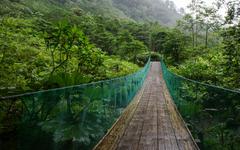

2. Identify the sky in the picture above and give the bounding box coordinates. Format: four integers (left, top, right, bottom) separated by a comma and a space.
171, 0, 216, 9
171, 0, 191, 9
171, 0, 227, 16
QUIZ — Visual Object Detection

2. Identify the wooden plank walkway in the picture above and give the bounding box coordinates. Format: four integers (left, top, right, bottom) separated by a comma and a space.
94, 62, 199, 150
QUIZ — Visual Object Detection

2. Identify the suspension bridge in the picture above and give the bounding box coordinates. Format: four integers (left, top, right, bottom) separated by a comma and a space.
94, 62, 198, 150
0, 60, 240, 150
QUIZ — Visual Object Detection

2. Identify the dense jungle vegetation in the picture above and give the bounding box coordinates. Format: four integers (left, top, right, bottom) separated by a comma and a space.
0, 0, 240, 149
0, 0, 183, 97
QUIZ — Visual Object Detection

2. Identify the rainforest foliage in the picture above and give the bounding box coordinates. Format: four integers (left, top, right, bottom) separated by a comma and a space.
0, 0, 184, 97
166, 0, 240, 91
0, 0, 145, 96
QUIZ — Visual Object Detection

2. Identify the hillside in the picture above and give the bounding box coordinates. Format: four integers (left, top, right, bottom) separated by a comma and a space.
77, 0, 182, 25
112, 0, 182, 25
0, 0, 181, 25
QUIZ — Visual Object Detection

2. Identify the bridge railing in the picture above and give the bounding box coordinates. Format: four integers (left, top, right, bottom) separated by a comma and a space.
0, 59, 150, 150
161, 61, 240, 150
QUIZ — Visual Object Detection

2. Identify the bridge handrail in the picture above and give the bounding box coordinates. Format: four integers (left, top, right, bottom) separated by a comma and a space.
161, 60, 240, 94
1, 59, 151, 100
161, 60, 240, 149
0, 59, 150, 149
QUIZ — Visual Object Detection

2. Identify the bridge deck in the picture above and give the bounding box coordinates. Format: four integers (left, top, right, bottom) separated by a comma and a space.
94, 62, 199, 150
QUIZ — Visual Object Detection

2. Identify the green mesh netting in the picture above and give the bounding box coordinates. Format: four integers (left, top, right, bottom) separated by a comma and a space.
161, 61, 240, 150
0, 60, 150, 150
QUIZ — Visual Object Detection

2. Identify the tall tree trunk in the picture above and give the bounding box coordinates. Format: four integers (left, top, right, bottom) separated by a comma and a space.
205, 25, 209, 48
192, 24, 195, 47
195, 24, 198, 47
50, 50, 55, 76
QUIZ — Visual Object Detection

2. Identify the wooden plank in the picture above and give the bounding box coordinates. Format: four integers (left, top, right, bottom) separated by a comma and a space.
138, 85, 158, 149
